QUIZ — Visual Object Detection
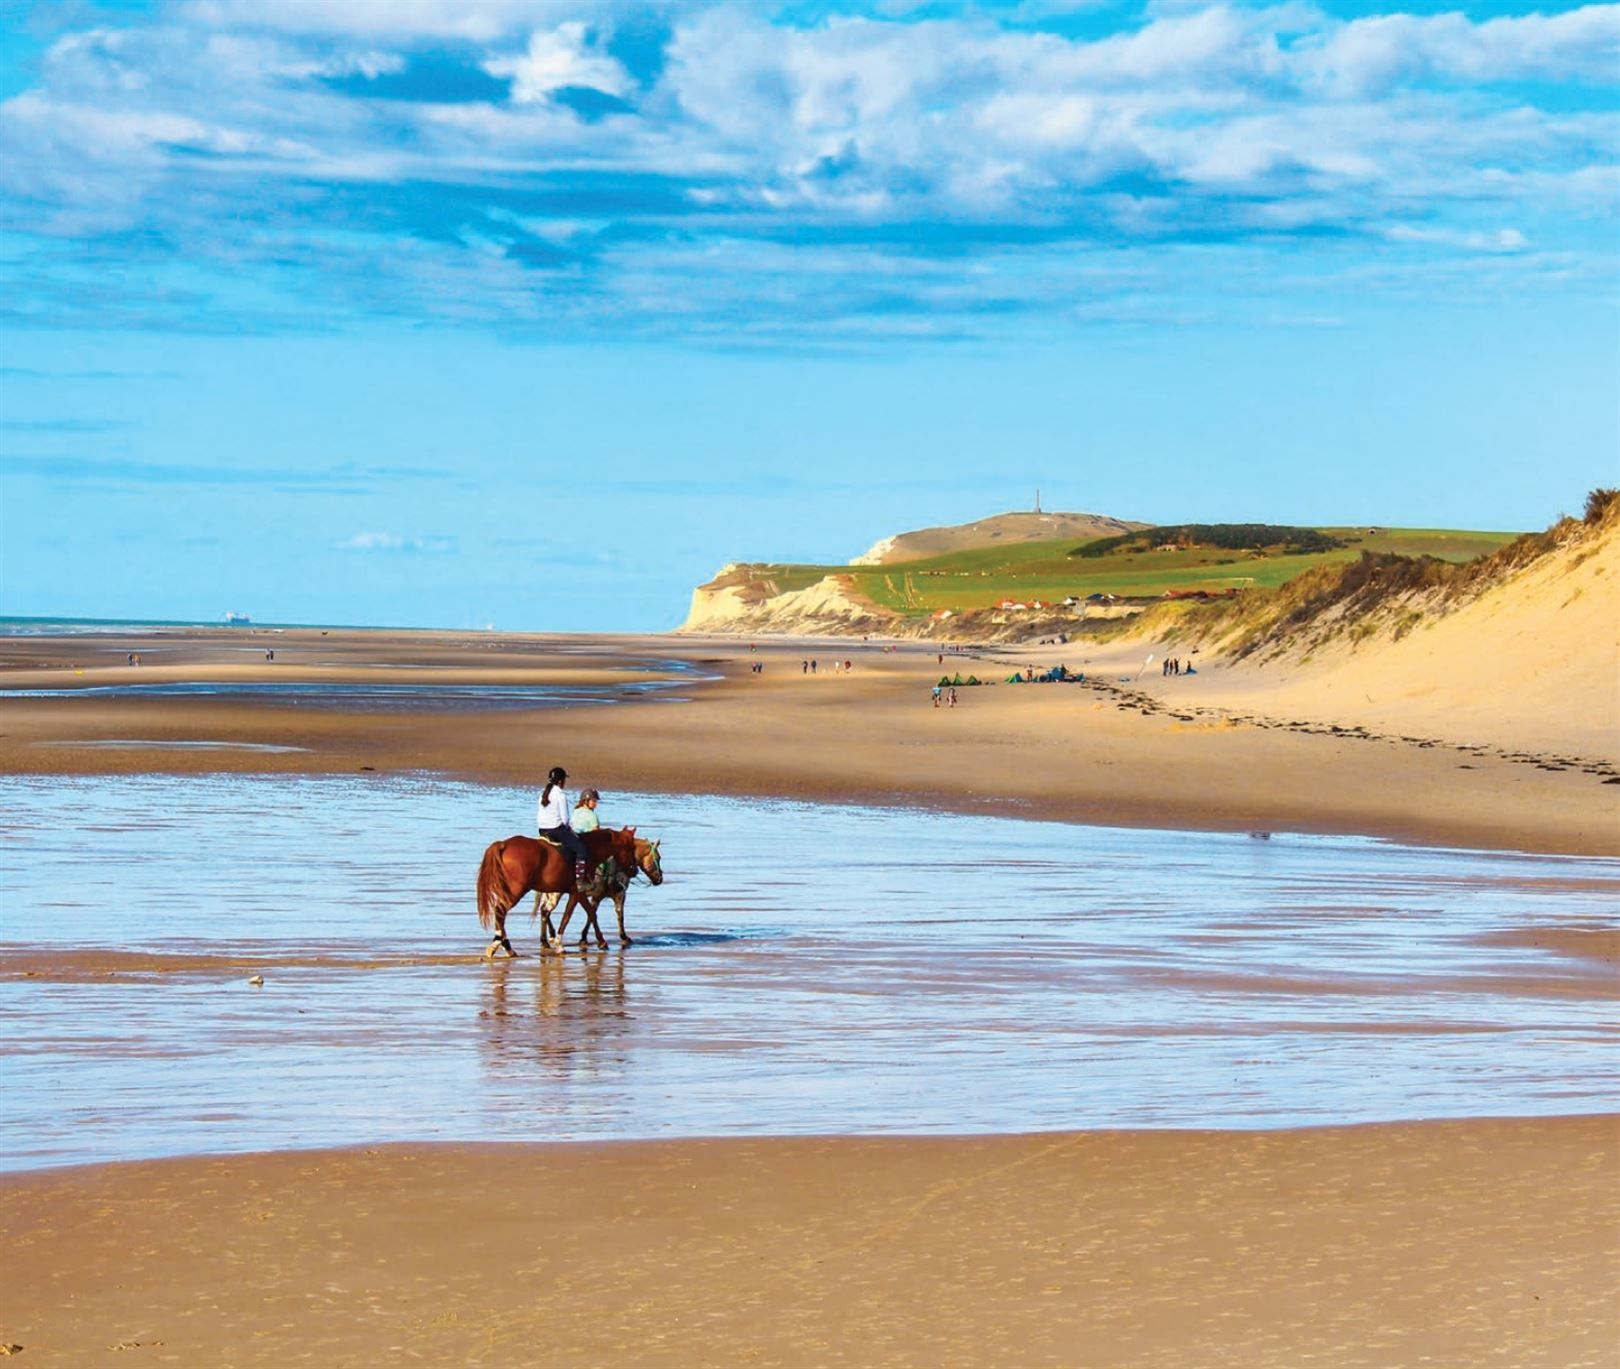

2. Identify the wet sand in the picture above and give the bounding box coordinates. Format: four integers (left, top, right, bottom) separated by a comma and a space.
2, 1117, 1615, 1367
2, 627, 1616, 856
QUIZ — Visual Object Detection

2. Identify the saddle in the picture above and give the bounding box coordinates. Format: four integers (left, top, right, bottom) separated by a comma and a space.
536, 833, 613, 894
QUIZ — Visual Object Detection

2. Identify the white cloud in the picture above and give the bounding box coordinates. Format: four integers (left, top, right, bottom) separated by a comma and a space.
1385, 224, 1531, 253
183, 0, 591, 42
0, 2, 1614, 340
1300, 4, 1620, 97
485, 22, 634, 104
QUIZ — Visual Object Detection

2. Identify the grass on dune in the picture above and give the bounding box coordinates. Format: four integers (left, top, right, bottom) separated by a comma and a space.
739, 527, 1517, 618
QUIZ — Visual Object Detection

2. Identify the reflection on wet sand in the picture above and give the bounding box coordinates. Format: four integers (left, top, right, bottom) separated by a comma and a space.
481, 952, 631, 1085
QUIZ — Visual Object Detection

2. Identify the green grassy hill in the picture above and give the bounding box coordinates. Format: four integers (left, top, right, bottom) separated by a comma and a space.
733, 527, 1515, 620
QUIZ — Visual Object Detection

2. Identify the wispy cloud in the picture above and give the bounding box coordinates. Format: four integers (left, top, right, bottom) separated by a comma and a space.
0, 366, 182, 381
334, 530, 457, 554
0, 417, 127, 433
1, 453, 454, 490
0, 2, 1613, 341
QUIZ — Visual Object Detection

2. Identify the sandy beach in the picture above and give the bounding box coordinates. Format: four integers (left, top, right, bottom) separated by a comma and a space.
1, 626, 1616, 856
2, 1117, 1615, 1367
3, 625, 1617, 1366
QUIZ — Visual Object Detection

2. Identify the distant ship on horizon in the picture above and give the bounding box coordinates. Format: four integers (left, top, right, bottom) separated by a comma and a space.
223, 611, 252, 625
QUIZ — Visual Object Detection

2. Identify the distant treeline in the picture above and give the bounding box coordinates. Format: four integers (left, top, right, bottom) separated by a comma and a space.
1070, 524, 1348, 558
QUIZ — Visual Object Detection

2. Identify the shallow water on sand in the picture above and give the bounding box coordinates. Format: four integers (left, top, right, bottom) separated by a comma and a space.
2, 774, 1616, 1169
0, 674, 696, 711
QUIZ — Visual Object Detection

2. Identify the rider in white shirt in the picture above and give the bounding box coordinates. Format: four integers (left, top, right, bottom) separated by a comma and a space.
537, 766, 593, 891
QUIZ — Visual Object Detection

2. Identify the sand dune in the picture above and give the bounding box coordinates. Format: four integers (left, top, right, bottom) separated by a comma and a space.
1152, 504, 1620, 762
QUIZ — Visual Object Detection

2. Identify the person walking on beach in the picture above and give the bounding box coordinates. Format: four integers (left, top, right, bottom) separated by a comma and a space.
538, 766, 596, 894
932, 683, 942, 708
948, 686, 958, 708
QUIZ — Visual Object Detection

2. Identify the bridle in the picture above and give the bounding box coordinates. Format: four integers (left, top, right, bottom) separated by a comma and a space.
627, 841, 663, 886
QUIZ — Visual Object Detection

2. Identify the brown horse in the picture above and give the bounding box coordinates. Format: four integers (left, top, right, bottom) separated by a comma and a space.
551, 836, 664, 950
476, 825, 638, 958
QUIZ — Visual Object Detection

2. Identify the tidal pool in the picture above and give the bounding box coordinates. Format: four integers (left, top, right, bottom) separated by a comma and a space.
1, 773, 1615, 1169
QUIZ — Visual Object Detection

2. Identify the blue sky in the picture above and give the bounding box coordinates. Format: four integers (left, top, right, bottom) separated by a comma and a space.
1, 0, 1616, 630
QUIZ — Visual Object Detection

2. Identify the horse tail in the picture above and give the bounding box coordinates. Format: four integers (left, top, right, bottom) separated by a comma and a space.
477, 840, 512, 931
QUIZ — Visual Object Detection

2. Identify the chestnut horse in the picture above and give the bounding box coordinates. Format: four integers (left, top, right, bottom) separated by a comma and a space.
477, 825, 638, 958
551, 836, 664, 950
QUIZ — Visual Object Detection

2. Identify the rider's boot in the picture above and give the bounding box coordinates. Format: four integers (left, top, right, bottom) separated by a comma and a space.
583, 860, 612, 897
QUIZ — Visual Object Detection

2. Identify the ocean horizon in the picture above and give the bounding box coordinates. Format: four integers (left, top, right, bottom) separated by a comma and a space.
0, 615, 503, 637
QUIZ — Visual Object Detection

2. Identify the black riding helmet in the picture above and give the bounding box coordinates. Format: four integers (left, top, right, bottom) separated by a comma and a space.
547, 766, 567, 786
